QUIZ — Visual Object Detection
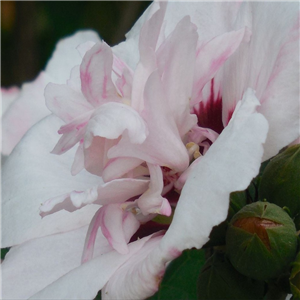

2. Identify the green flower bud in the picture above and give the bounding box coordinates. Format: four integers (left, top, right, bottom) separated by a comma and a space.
197, 252, 265, 300
290, 252, 300, 298
259, 144, 300, 217
226, 201, 298, 281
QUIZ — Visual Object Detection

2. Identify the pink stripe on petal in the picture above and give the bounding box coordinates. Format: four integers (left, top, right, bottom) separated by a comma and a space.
82, 204, 140, 260
81, 208, 108, 263
80, 42, 117, 107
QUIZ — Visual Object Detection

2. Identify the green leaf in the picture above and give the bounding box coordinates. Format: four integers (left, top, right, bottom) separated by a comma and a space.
1, 248, 10, 260
197, 252, 265, 300
147, 248, 205, 300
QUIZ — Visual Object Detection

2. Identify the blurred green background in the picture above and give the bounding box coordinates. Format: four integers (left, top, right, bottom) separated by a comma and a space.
1, 1, 151, 87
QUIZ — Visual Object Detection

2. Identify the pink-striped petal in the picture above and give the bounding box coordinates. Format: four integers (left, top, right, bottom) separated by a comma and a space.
131, 2, 167, 111
138, 164, 172, 216
80, 42, 118, 107
221, 3, 299, 159
156, 15, 198, 136
191, 27, 251, 106
82, 204, 140, 261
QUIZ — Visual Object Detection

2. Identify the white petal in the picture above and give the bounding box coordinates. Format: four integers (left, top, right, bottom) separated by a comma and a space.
221, 3, 299, 159
29, 235, 154, 300
156, 15, 198, 136
1, 72, 52, 155
2, 227, 88, 299
2, 115, 101, 247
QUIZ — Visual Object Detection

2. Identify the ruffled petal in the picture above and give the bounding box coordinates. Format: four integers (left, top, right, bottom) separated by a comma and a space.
85, 102, 148, 149
40, 177, 150, 216
83, 136, 118, 176
80, 42, 118, 107
82, 204, 140, 256
131, 2, 167, 111
109, 71, 189, 172
2, 115, 101, 247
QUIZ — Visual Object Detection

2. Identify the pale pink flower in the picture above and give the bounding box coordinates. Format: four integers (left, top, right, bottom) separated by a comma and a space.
1, 2, 299, 300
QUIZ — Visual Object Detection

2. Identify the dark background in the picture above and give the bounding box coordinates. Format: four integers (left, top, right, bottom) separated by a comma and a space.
1, 1, 151, 88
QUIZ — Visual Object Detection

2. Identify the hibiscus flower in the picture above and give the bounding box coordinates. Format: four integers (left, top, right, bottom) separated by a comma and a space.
1, 2, 299, 299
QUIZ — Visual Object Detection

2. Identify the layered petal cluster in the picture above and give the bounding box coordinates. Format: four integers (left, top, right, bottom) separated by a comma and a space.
1, 2, 299, 300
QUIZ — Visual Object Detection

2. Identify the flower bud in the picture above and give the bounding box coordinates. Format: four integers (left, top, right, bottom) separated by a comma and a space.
226, 201, 297, 281
197, 252, 265, 300
259, 144, 300, 217
290, 251, 300, 298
